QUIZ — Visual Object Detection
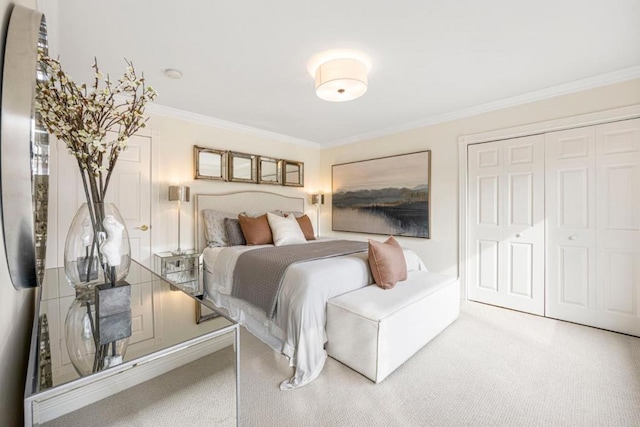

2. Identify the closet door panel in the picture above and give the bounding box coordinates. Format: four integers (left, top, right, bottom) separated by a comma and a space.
468, 144, 502, 302
595, 119, 640, 336
468, 135, 544, 315
477, 240, 499, 290
478, 175, 500, 226
557, 168, 589, 229
545, 127, 597, 326
557, 246, 589, 307
508, 242, 533, 297
508, 172, 533, 226
502, 136, 544, 313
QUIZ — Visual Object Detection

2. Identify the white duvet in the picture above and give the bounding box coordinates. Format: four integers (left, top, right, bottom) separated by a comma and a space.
203, 242, 427, 390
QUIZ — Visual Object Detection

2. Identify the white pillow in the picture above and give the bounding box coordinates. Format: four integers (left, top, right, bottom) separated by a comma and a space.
266, 212, 307, 246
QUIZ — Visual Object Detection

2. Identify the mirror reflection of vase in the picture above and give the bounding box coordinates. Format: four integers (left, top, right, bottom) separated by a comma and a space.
64, 203, 131, 288
65, 288, 130, 376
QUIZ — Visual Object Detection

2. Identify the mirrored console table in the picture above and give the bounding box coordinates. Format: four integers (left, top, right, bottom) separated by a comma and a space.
24, 261, 239, 426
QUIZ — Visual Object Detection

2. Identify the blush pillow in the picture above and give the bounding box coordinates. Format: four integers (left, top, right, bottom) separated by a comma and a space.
267, 212, 307, 246
238, 214, 273, 245
291, 214, 316, 240
368, 236, 407, 289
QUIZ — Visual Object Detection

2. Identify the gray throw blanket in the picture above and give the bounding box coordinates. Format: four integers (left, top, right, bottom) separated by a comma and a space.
232, 240, 368, 318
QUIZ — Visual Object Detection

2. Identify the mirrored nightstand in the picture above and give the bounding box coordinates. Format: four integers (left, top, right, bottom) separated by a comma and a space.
154, 250, 202, 295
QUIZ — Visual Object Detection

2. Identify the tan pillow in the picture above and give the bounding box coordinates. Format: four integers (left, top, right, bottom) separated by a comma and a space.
238, 214, 273, 245
368, 236, 407, 289
292, 214, 316, 240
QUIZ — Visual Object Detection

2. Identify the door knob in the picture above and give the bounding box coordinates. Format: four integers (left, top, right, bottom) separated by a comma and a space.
515, 233, 521, 238
137, 224, 149, 231
568, 235, 576, 240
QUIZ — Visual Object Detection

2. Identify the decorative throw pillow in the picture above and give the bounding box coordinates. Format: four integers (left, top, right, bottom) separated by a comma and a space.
368, 236, 407, 289
203, 209, 237, 247
238, 214, 273, 245
290, 214, 316, 240
224, 218, 246, 246
267, 212, 307, 246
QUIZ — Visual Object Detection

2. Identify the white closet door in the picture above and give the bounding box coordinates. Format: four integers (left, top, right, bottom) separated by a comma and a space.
467, 135, 545, 315
595, 119, 640, 336
546, 119, 640, 336
545, 127, 597, 326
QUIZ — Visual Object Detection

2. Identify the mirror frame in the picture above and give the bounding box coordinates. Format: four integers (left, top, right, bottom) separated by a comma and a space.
194, 146, 227, 181
228, 151, 257, 183
282, 160, 304, 187
257, 156, 282, 185
0, 5, 49, 289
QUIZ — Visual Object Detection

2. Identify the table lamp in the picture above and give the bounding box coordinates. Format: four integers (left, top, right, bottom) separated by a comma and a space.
169, 185, 190, 255
311, 193, 325, 238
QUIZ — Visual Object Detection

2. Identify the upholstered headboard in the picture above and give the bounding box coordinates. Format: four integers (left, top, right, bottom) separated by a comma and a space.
194, 191, 305, 251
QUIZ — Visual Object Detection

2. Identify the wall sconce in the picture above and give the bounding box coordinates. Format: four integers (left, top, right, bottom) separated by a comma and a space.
311, 193, 325, 238
168, 185, 190, 255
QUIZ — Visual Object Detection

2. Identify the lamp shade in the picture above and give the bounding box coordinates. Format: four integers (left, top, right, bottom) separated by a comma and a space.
311, 194, 325, 205
168, 185, 190, 202
315, 58, 368, 102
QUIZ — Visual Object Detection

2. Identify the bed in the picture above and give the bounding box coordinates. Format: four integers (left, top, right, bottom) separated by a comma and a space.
195, 191, 428, 389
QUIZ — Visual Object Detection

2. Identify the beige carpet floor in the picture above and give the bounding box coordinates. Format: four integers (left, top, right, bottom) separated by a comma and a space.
46, 301, 640, 426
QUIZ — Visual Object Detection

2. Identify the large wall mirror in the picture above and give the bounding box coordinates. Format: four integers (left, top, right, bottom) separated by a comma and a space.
194, 146, 226, 180
0, 5, 49, 289
228, 151, 257, 183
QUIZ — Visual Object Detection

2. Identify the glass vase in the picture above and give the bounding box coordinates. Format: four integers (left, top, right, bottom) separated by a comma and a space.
64, 202, 131, 288
64, 287, 129, 376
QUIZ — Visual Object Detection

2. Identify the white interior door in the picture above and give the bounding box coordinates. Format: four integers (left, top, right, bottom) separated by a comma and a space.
545, 127, 597, 326
546, 119, 640, 337
467, 135, 545, 315
595, 119, 640, 336
57, 134, 152, 268
102, 134, 152, 267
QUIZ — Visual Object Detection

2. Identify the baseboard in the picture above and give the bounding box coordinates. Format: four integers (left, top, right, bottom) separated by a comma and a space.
36, 334, 234, 424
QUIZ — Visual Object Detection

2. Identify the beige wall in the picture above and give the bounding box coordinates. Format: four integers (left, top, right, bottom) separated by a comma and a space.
147, 113, 321, 254
0, 2, 37, 425
321, 79, 640, 277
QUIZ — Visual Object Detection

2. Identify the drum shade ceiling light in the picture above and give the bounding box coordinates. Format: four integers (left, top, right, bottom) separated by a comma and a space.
308, 50, 371, 102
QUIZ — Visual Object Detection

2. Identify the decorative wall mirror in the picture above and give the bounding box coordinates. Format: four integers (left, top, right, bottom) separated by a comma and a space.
228, 151, 257, 183
0, 5, 49, 289
194, 146, 227, 180
282, 160, 304, 187
258, 156, 282, 185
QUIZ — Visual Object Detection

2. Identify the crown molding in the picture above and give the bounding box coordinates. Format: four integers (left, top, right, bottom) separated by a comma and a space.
146, 103, 322, 149
145, 66, 640, 150
323, 65, 640, 148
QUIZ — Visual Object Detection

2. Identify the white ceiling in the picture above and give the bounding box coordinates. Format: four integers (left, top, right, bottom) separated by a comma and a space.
53, 0, 640, 146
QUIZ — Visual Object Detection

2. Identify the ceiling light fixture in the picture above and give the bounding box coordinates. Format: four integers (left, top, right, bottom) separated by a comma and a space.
164, 68, 183, 79
308, 50, 371, 102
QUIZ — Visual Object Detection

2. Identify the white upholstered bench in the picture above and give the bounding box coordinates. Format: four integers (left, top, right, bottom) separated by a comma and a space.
326, 270, 460, 383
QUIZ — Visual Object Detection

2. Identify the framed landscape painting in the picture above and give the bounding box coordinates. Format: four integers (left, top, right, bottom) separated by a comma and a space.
332, 151, 430, 238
